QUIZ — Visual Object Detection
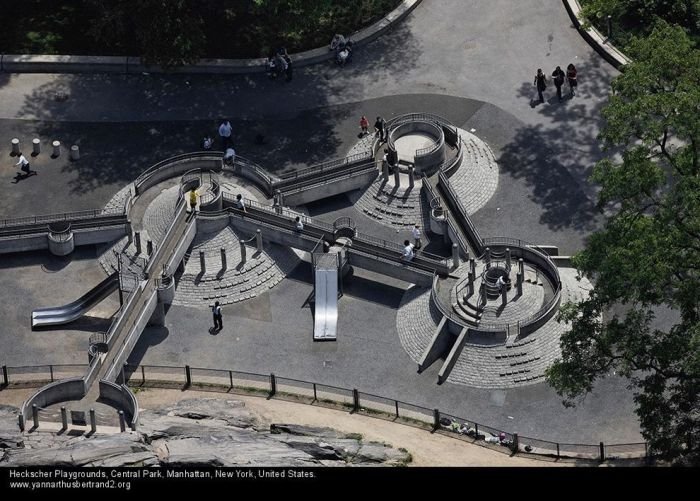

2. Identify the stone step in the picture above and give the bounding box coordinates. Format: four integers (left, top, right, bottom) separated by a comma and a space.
451, 303, 480, 327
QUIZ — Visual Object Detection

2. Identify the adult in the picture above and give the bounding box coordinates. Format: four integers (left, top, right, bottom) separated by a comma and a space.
295, 216, 304, 231
359, 116, 369, 136
496, 275, 506, 291
567, 63, 578, 96
283, 53, 293, 82
234, 194, 246, 212
218, 119, 232, 149
330, 34, 346, 51
15, 153, 31, 174
202, 135, 214, 150
401, 240, 415, 261
223, 147, 236, 167
374, 116, 387, 142
411, 224, 422, 249
212, 301, 223, 330
534, 68, 547, 103
551, 66, 565, 101
189, 189, 197, 210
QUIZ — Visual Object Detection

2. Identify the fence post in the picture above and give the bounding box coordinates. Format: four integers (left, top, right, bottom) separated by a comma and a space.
18, 413, 24, 432
599, 442, 605, 462
134, 232, 142, 254
512, 433, 519, 454
395, 400, 399, 419
256, 229, 263, 253
240, 240, 247, 265
220, 248, 227, 271
352, 389, 360, 413
474, 423, 479, 438
1, 365, 7, 386
556, 443, 560, 459
199, 251, 206, 274
89, 409, 96, 433
32, 404, 39, 429
61, 407, 67, 430
118, 411, 126, 433
229, 370, 233, 389
185, 365, 192, 387
432, 409, 440, 432
49, 364, 54, 382
147, 240, 153, 256
141, 366, 146, 385
313, 383, 317, 402
269, 373, 277, 397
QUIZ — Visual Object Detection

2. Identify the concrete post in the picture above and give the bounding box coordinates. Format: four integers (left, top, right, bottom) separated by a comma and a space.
1, 365, 7, 386
517, 272, 523, 296
485, 247, 491, 269
393, 164, 401, 187
432, 409, 440, 432
199, 250, 206, 274
32, 138, 41, 155
70, 145, 80, 161
274, 190, 283, 215
240, 240, 247, 265
146, 240, 153, 256
469, 257, 476, 276
18, 413, 25, 432
408, 166, 415, 189
501, 285, 508, 307
452, 243, 459, 270
480, 284, 487, 305
134, 232, 142, 254
90, 409, 96, 433
256, 229, 263, 252
518, 258, 524, 275
220, 248, 227, 270
352, 389, 360, 413
464, 247, 469, 262
185, 365, 192, 387
512, 433, 519, 453
11, 138, 20, 155
118, 411, 126, 433
269, 373, 277, 396
506, 248, 512, 269
599, 442, 605, 462
61, 407, 67, 430
32, 404, 39, 429
382, 159, 389, 180
52, 140, 61, 157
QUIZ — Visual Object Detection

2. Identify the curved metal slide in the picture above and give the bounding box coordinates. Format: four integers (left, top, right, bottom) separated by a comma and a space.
313, 262, 338, 341
31, 271, 119, 329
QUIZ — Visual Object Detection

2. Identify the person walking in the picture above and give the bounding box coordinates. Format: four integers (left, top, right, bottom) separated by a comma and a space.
566, 63, 578, 96
295, 216, 304, 231
374, 116, 387, 142
359, 115, 369, 136
218, 119, 232, 149
551, 66, 565, 101
411, 224, 422, 250
189, 189, 198, 211
212, 301, 223, 330
15, 152, 32, 175
400, 240, 415, 261
534, 69, 547, 103
234, 193, 247, 212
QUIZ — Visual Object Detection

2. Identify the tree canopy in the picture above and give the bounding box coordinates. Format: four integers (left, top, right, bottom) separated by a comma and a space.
546, 22, 700, 465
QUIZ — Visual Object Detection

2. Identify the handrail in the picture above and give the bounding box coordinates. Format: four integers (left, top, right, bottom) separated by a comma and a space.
275, 150, 373, 181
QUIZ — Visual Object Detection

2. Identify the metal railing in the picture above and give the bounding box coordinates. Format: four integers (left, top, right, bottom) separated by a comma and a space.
275, 151, 373, 182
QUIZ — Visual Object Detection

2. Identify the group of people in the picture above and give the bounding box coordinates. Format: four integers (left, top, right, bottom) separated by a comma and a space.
534, 63, 578, 103
267, 47, 293, 82
400, 225, 423, 261
330, 34, 354, 67
359, 115, 387, 141
201, 119, 237, 167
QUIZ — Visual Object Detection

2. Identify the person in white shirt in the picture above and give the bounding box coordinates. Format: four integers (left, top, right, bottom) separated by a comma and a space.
411, 224, 422, 249
401, 240, 415, 261
496, 275, 506, 291
233, 193, 246, 212
295, 216, 304, 231
202, 135, 213, 150
218, 119, 232, 149
15, 153, 31, 174
223, 147, 236, 166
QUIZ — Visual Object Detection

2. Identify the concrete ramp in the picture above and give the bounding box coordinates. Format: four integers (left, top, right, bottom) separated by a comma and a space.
32, 271, 119, 329
313, 255, 339, 341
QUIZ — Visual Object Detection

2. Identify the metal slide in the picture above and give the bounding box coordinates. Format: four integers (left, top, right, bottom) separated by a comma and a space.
313, 256, 338, 341
31, 271, 119, 329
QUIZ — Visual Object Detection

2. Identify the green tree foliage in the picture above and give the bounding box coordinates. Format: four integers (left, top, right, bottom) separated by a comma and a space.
581, 0, 700, 31
546, 23, 700, 465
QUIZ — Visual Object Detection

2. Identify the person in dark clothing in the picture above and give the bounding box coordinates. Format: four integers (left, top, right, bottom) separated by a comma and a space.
552, 66, 565, 101
284, 53, 293, 82
566, 63, 578, 96
374, 116, 387, 142
212, 301, 223, 330
534, 68, 547, 103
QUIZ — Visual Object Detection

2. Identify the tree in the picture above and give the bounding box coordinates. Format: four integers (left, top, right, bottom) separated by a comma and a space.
546, 22, 700, 465
580, 0, 700, 36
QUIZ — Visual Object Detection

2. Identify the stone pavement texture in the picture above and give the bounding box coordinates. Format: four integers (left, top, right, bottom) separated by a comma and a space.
0, 1, 645, 444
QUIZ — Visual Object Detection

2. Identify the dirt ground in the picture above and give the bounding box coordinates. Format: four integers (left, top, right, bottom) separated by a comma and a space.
0, 387, 574, 467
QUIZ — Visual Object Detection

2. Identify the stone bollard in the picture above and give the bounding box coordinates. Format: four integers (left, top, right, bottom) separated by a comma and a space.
52, 140, 61, 157
518, 258, 524, 275
481, 284, 488, 305
485, 247, 491, 269
90, 408, 96, 433
256, 229, 263, 252
517, 272, 523, 296
32, 138, 41, 155
393, 163, 401, 187
32, 404, 39, 429
408, 166, 415, 189
118, 410, 126, 433
134, 232, 142, 254
452, 243, 459, 270
61, 406, 68, 430
501, 284, 508, 306
146, 240, 153, 256
382, 159, 389, 181
70, 144, 80, 160
11, 138, 20, 155
199, 250, 206, 274
220, 247, 227, 270
240, 240, 247, 265
506, 248, 512, 269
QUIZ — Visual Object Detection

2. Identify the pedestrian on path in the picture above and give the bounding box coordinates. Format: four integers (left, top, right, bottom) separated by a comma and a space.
551, 66, 565, 101
401, 240, 415, 261
567, 64, 578, 96
223, 147, 236, 167
189, 189, 198, 211
15, 152, 32, 175
212, 301, 223, 330
534, 69, 547, 103
219, 119, 232, 149
374, 116, 387, 142
295, 216, 304, 231
411, 224, 422, 250
234, 193, 247, 212
359, 115, 369, 136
